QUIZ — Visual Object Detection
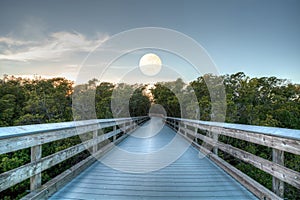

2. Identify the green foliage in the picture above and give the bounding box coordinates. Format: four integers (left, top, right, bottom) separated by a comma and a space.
0, 77, 73, 126
151, 78, 199, 119
0, 148, 30, 200
1, 73, 300, 199
96, 82, 115, 119
73, 80, 151, 120
152, 72, 300, 199
129, 85, 151, 117
0, 76, 152, 199
151, 83, 181, 117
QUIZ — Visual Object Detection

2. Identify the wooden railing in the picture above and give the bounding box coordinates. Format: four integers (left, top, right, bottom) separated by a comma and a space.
166, 117, 300, 200
0, 116, 149, 199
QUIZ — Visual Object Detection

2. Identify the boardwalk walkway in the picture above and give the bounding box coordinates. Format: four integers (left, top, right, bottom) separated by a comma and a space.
49, 118, 257, 200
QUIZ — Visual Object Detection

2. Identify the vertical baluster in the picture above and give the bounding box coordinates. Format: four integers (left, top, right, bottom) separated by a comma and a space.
113, 125, 117, 142
93, 130, 98, 154
30, 145, 42, 191
194, 126, 198, 143
212, 127, 218, 155
272, 148, 284, 198
184, 123, 187, 137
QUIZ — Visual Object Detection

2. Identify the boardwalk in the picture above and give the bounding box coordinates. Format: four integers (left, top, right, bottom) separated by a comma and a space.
49, 118, 257, 200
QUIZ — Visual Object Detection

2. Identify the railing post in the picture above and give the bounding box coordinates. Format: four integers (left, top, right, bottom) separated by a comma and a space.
212, 129, 219, 155
184, 123, 187, 136
194, 127, 198, 143
132, 120, 136, 130
272, 148, 284, 198
130, 120, 133, 132
93, 130, 98, 154
113, 125, 117, 142
30, 145, 42, 191
211, 127, 219, 155
171, 119, 175, 129
171, 119, 174, 129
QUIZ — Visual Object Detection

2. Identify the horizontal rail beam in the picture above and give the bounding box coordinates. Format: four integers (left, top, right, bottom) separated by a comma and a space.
0, 117, 149, 192
21, 130, 130, 200
167, 117, 300, 140
167, 122, 281, 200
0, 119, 139, 154
166, 117, 300, 199
0, 139, 94, 191
182, 121, 300, 155
0, 117, 143, 139
183, 128, 300, 189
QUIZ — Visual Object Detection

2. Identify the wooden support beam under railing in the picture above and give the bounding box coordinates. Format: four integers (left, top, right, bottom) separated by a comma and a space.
30, 145, 42, 191
272, 149, 284, 198
0, 116, 149, 194
165, 117, 300, 200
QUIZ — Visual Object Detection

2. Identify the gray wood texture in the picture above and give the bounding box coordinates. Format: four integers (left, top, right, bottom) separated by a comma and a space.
0, 117, 148, 192
166, 117, 300, 199
49, 118, 257, 200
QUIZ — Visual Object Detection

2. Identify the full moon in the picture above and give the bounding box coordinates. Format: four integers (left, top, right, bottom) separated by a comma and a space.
139, 53, 162, 76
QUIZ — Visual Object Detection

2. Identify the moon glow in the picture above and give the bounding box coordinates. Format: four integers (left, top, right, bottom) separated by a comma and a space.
139, 53, 162, 76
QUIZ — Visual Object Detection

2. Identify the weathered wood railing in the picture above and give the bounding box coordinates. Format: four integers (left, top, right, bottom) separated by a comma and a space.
166, 117, 300, 200
0, 116, 148, 199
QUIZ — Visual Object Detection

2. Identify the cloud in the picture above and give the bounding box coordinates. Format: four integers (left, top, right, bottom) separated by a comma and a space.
0, 31, 109, 62
0, 37, 34, 46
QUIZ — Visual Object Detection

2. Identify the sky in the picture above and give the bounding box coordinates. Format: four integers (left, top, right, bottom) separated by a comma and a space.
0, 0, 299, 84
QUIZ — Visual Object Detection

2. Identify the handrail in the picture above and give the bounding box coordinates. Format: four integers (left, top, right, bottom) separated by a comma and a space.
166, 117, 300, 141
0, 116, 149, 198
0, 117, 146, 155
165, 117, 300, 200
0, 117, 144, 139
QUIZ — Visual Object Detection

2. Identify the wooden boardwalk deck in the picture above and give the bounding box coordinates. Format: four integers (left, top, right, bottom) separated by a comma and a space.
49, 118, 257, 200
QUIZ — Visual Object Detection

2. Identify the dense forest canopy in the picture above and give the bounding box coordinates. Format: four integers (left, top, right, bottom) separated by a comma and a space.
0, 72, 299, 128
0, 72, 300, 129
0, 72, 299, 199
150, 72, 300, 129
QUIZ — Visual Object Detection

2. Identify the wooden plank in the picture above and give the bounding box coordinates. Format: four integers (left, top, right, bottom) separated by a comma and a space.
0, 125, 131, 191
0, 124, 99, 155
0, 139, 94, 192
47, 124, 257, 200
178, 133, 281, 200
217, 142, 300, 189
167, 117, 300, 140
211, 126, 219, 155
182, 128, 300, 189
0, 117, 148, 194
21, 130, 130, 200
272, 149, 284, 197
0, 117, 146, 139
21, 156, 97, 200
0, 117, 147, 154
92, 130, 98, 154
113, 126, 117, 142
183, 121, 300, 155
30, 145, 42, 191
206, 150, 282, 200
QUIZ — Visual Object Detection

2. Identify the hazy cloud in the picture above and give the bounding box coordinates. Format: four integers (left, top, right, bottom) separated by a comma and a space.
0, 37, 34, 46
0, 31, 109, 62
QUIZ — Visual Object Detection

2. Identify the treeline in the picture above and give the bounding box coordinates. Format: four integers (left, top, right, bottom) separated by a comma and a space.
151, 72, 300, 129
2, 72, 298, 128
0, 76, 151, 126
0, 76, 73, 126
0, 76, 150, 199
0, 72, 299, 199
150, 72, 300, 199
